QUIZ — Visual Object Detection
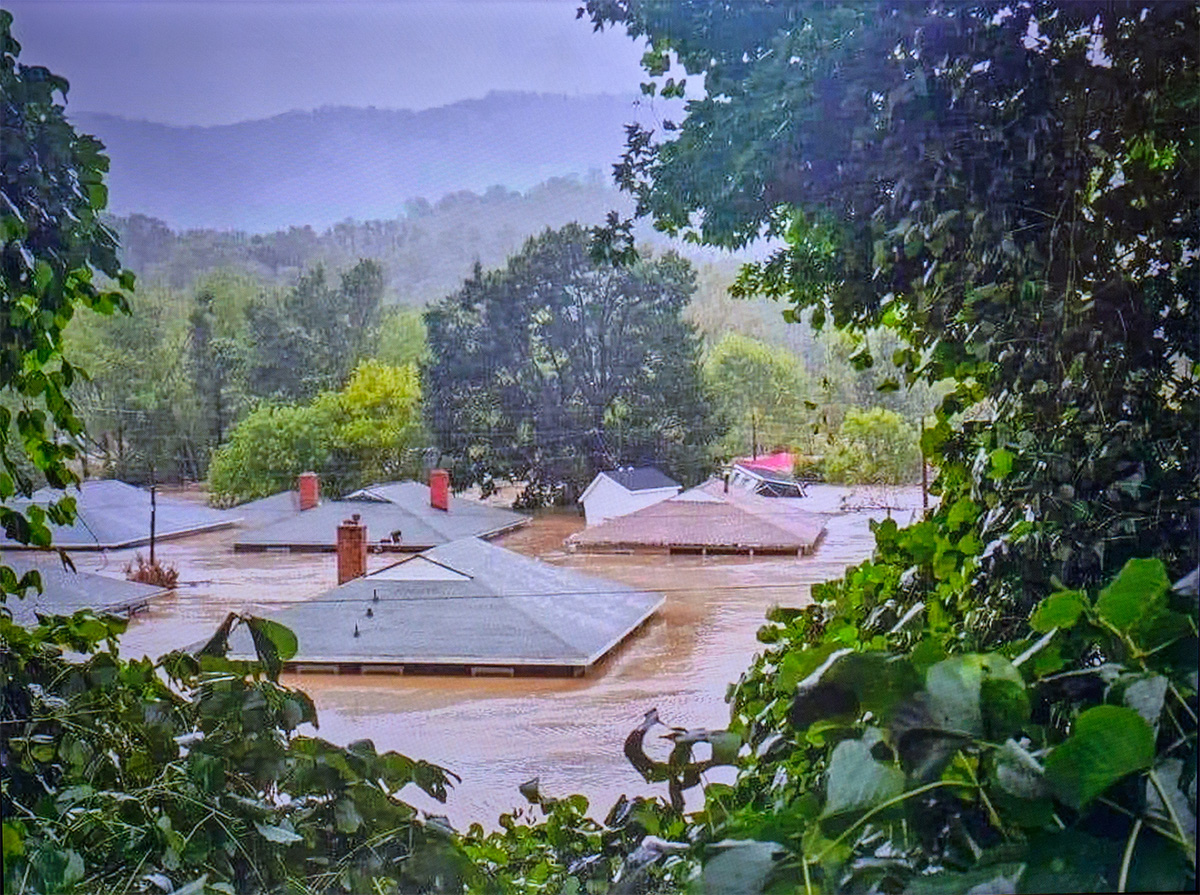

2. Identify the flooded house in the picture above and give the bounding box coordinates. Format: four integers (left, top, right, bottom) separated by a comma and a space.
579, 466, 681, 526
232, 470, 528, 553
567, 477, 826, 556
1, 553, 168, 624
0, 480, 236, 550
227, 528, 663, 677
728, 461, 809, 499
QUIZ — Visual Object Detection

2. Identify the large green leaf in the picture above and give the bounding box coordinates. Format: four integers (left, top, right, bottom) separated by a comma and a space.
924, 654, 1024, 737
821, 733, 905, 818
1044, 706, 1155, 809
255, 822, 303, 844
1095, 557, 1169, 632
700, 840, 782, 894
1029, 590, 1087, 633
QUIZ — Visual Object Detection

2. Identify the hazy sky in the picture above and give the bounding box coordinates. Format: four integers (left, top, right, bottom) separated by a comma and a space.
4, 1, 650, 126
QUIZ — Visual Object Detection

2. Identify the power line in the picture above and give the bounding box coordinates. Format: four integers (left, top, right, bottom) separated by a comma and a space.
169, 577, 846, 608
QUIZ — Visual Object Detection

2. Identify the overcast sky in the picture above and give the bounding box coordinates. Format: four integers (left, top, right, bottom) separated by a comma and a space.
4, 1, 650, 126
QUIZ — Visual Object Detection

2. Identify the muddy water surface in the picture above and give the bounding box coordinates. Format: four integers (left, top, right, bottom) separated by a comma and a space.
78, 485, 921, 828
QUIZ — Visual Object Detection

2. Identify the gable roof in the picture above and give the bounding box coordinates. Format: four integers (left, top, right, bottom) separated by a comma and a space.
233, 481, 528, 552
2, 554, 167, 624
580, 467, 681, 502
568, 478, 825, 554
2, 480, 236, 550
603, 467, 680, 493
226, 537, 662, 672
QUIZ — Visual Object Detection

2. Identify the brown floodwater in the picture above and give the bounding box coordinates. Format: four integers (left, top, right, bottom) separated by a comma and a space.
74, 484, 922, 828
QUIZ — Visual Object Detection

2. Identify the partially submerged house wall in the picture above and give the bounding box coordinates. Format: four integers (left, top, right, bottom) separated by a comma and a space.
582, 475, 680, 526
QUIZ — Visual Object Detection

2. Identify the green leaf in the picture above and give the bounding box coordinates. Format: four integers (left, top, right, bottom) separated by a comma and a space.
1044, 706, 1155, 809
1030, 590, 1087, 633
924, 654, 1024, 738
903, 863, 1024, 894
708, 731, 741, 766
2, 822, 24, 859
821, 734, 905, 818
1113, 673, 1168, 727
1095, 557, 1169, 632
980, 678, 1030, 740
254, 821, 304, 844
700, 840, 781, 894
987, 448, 1014, 481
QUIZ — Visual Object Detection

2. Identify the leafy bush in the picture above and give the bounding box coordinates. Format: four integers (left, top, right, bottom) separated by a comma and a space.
208, 360, 425, 504
823, 407, 921, 485
0, 611, 470, 894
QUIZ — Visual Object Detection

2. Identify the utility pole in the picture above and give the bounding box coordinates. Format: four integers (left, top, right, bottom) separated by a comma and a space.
149, 467, 158, 566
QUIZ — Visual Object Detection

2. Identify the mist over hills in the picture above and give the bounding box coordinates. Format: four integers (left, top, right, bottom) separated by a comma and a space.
75, 92, 664, 233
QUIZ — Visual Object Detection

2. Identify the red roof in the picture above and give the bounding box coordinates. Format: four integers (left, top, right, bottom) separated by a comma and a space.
735, 451, 794, 473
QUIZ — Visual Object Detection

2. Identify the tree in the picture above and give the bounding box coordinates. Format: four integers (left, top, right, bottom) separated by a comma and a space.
424, 224, 717, 504
521, 2, 1198, 892
246, 260, 384, 403
702, 332, 812, 459
375, 305, 428, 368
0, 11, 132, 572
588, 0, 1199, 615
823, 406, 920, 485
208, 360, 425, 504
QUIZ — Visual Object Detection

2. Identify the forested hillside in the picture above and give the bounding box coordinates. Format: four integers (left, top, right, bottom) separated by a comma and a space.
76, 92, 665, 231
109, 177, 640, 305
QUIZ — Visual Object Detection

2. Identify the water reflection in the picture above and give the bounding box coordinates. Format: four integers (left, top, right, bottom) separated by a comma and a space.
73, 485, 920, 828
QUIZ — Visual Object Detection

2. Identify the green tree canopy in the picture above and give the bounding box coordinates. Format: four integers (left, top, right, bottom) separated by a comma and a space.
0, 11, 132, 569
246, 259, 384, 403
702, 331, 812, 459
208, 359, 425, 504
824, 406, 921, 486
424, 223, 718, 504
588, 0, 1199, 614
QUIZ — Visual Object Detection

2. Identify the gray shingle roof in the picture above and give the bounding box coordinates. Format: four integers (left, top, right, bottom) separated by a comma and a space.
2, 480, 236, 550
569, 478, 826, 554
602, 467, 681, 493
233, 481, 528, 551
226, 537, 662, 671
1, 554, 167, 624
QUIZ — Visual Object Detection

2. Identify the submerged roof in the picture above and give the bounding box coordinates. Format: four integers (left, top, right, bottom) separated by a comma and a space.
233, 481, 529, 551
731, 463, 808, 498
735, 451, 794, 473
2, 554, 167, 624
597, 467, 681, 494
569, 478, 826, 554
2, 480, 236, 550
227, 537, 662, 671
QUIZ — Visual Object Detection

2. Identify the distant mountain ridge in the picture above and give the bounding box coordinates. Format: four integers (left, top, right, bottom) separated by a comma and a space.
74, 92, 660, 233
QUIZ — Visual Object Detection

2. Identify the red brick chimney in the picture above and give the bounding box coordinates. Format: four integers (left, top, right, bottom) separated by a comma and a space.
298, 471, 320, 511
429, 468, 450, 512
336, 514, 367, 585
